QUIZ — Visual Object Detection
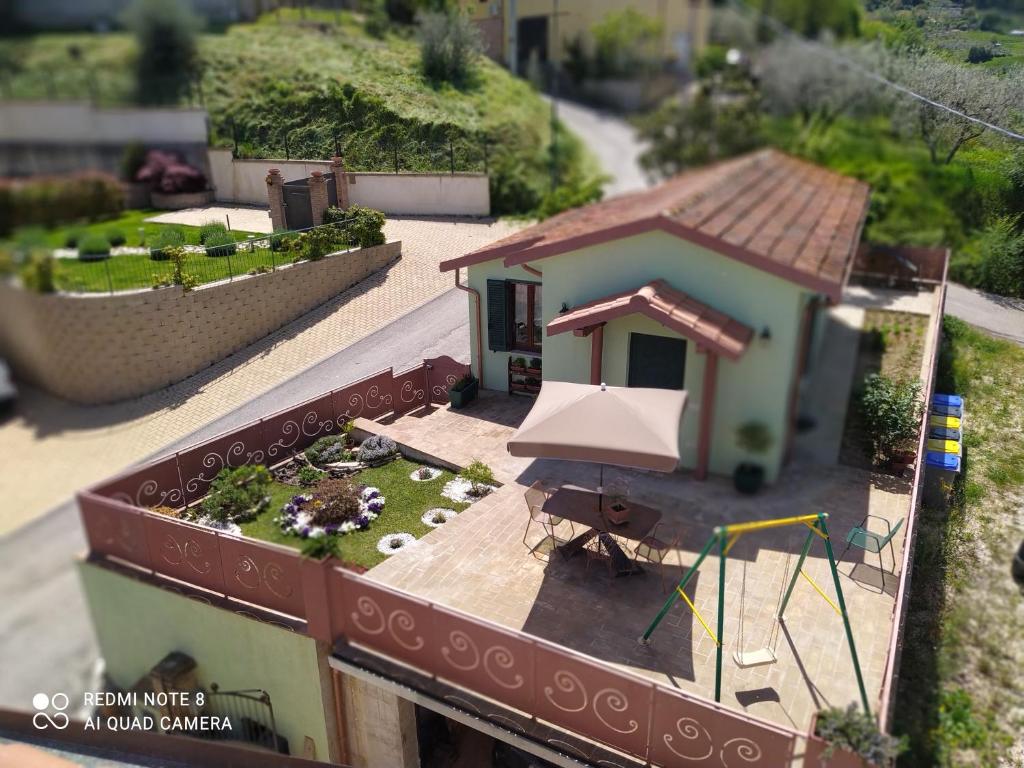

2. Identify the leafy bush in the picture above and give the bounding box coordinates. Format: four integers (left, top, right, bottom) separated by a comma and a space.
198, 220, 228, 244
591, 8, 664, 79
204, 230, 237, 257
292, 225, 346, 261
305, 435, 352, 467
358, 434, 398, 464
154, 246, 198, 292
78, 234, 111, 259
297, 465, 326, 487
362, 0, 389, 37
269, 231, 295, 252
966, 45, 994, 64
200, 465, 271, 523
106, 228, 126, 247
149, 227, 185, 260
21, 251, 55, 293
451, 373, 477, 392
308, 477, 362, 527
460, 460, 495, 495
326, 204, 387, 249
973, 215, 1023, 298
0, 172, 123, 236
121, 0, 200, 105
301, 534, 343, 561
64, 229, 84, 248
135, 149, 207, 194
417, 8, 482, 85
736, 422, 773, 455
815, 704, 906, 764
860, 373, 923, 460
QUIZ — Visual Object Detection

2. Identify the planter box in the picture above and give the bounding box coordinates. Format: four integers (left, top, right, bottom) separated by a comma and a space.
509, 365, 528, 375
449, 379, 478, 409
804, 736, 875, 768
526, 367, 542, 376
151, 189, 214, 210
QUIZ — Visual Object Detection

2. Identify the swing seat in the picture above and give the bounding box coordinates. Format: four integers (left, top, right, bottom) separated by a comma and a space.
733, 647, 777, 668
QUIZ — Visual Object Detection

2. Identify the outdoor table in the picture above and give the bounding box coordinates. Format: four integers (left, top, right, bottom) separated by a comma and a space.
543, 486, 663, 577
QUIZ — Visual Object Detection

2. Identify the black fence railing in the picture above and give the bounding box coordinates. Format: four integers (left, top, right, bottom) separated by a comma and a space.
50, 220, 359, 295
202, 684, 286, 754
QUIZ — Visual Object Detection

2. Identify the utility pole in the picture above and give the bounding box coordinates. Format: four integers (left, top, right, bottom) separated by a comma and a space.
549, 0, 559, 193
507, 0, 518, 75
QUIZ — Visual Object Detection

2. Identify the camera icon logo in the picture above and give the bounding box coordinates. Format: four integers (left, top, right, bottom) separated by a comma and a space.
32, 693, 70, 730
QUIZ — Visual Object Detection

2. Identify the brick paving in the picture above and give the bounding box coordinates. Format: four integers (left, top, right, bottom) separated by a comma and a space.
0, 217, 522, 535
366, 390, 913, 734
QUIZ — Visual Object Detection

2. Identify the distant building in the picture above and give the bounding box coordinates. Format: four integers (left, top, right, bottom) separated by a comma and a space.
7, 0, 260, 31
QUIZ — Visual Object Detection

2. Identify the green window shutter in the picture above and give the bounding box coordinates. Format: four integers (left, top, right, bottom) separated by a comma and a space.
486, 279, 510, 352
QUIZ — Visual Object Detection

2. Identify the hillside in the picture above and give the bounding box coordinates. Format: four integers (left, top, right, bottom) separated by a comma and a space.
0, 9, 596, 215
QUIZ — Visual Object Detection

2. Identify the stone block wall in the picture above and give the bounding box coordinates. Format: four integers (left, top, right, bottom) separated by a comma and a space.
0, 242, 401, 405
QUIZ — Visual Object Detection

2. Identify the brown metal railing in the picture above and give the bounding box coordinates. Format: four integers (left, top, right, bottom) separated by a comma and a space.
851, 244, 949, 288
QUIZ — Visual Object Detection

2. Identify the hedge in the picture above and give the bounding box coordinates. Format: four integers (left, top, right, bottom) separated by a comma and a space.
0, 172, 124, 236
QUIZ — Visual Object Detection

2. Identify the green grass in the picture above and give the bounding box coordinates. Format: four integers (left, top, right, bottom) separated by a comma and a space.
239, 458, 471, 570
892, 317, 1024, 766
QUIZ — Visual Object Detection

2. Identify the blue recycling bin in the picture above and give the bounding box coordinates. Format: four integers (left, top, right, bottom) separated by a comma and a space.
924, 451, 960, 509
932, 393, 963, 408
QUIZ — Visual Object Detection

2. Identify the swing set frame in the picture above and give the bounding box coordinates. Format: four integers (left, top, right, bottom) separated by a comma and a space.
639, 512, 871, 715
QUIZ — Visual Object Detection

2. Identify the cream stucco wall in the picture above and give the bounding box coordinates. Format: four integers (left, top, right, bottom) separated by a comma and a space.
78, 561, 335, 761
467, 230, 813, 481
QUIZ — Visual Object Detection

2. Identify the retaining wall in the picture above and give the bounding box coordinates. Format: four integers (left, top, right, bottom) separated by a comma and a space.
208, 149, 490, 216
0, 241, 400, 405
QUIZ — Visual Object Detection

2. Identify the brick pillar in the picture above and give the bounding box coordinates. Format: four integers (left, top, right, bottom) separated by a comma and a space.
330, 155, 350, 210
309, 170, 329, 226
266, 168, 286, 231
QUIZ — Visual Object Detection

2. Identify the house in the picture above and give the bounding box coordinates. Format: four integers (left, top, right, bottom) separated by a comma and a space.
462, 0, 710, 76
440, 149, 871, 483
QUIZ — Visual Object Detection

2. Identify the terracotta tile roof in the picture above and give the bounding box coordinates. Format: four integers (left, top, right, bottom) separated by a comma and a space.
547, 279, 754, 360
441, 149, 870, 300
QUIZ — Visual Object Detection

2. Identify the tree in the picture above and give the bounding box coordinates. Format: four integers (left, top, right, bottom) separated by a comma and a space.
748, 0, 862, 39
417, 8, 482, 86
590, 8, 664, 79
121, 0, 201, 105
893, 54, 1024, 165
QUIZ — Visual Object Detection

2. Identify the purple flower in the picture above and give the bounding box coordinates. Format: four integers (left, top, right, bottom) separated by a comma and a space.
291, 495, 306, 505
283, 503, 297, 515
300, 525, 312, 538
357, 514, 370, 528
367, 500, 384, 513
324, 524, 338, 535
365, 490, 379, 500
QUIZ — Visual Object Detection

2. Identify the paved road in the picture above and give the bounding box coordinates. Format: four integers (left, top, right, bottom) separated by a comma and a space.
552, 98, 652, 197
0, 289, 469, 712
945, 282, 1024, 345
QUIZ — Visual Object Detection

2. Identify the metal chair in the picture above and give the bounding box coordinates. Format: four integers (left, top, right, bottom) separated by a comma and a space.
838, 514, 903, 590
522, 481, 574, 560
632, 522, 683, 592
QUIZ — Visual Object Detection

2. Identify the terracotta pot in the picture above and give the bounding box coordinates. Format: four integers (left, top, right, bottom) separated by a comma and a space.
606, 502, 630, 525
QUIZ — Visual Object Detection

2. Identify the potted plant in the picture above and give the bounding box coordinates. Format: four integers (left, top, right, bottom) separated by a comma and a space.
859, 374, 923, 471
448, 373, 479, 409
807, 705, 906, 767
527, 357, 542, 376
733, 421, 773, 494
510, 356, 528, 374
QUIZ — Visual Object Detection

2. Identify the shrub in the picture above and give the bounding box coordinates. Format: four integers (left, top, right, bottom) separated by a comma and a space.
966, 45, 994, 64
78, 234, 111, 259
105, 228, 126, 247
64, 229, 84, 248
269, 231, 295, 252
21, 251, 55, 293
860, 373, 923, 460
325, 205, 387, 249
198, 220, 228, 244
120, 142, 148, 181
736, 422, 773, 455
149, 227, 185, 260
292, 225, 345, 261
591, 8, 664, 79
204, 230, 237, 257
417, 8, 482, 85
135, 149, 207, 194
200, 465, 271, 523
529, 357, 542, 369
305, 435, 351, 467
308, 477, 362, 527
121, 0, 200, 105
297, 465, 325, 487
460, 460, 495, 495
362, 0, 389, 37
163, 246, 197, 291
451, 373, 476, 392
358, 434, 398, 464
0, 172, 123, 235
150, 505, 180, 518
301, 534, 343, 561
975, 215, 1024, 298
815, 704, 906, 764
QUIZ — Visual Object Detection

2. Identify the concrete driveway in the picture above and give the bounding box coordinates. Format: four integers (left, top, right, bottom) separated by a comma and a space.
945, 282, 1024, 345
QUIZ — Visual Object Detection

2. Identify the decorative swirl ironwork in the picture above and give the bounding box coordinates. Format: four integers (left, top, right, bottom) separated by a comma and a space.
441, 630, 479, 671
263, 561, 293, 599
663, 717, 714, 761
235, 555, 261, 590
160, 535, 211, 574
483, 646, 525, 690
399, 379, 425, 405
543, 670, 588, 713
721, 737, 762, 766
184, 441, 264, 493
267, 411, 334, 457
387, 609, 424, 651
110, 479, 183, 510
341, 383, 393, 422
430, 373, 460, 399
592, 688, 638, 735
351, 596, 386, 635
232, 556, 295, 599
94, 513, 140, 554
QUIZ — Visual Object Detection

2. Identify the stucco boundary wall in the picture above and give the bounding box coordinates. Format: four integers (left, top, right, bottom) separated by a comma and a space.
207, 148, 491, 216
0, 241, 401, 405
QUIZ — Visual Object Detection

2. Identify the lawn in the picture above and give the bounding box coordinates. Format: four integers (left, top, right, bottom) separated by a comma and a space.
19, 210, 254, 250
839, 309, 929, 468
893, 318, 1024, 766
239, 458, 471, 570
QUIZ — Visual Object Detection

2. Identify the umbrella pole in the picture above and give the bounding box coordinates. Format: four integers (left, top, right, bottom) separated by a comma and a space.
599, 464, 604, 512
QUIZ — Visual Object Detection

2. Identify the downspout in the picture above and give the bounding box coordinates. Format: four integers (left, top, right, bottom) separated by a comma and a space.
455, 269, 484, 384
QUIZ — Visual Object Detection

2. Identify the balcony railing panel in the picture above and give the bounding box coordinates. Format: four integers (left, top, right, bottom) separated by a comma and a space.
177, 423, 267, 505
338, 570, 433, 670
332, 368, 394, 423
219, 535, 306, 619
79, 491, 151, 565
91, 455, 184, 511
424, 355, 470, 405
143, 513, 225, 595
262, 393, 338, 464
392, 365, 428, 416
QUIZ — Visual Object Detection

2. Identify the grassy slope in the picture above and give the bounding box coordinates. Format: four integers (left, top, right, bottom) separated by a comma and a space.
893, 319, 1024, 766
240, 458, 470, 569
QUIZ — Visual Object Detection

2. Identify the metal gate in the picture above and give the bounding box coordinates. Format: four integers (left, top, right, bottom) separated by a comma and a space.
282, 178, 312, 230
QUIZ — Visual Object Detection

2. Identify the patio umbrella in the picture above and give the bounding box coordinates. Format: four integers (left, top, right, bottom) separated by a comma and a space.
507, 382, 688, 501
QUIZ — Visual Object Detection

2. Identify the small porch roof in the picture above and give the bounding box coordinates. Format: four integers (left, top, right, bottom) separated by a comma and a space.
546, 279, 754, 360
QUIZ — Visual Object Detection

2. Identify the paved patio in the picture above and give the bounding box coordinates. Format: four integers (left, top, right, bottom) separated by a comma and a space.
365, 391, 910, 733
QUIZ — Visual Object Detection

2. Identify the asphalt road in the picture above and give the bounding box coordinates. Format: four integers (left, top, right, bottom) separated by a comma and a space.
0, 289, 470, 712
945, 282, 1024, 345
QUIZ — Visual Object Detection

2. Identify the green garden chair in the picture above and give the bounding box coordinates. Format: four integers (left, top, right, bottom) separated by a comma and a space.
838, 515, 903, 590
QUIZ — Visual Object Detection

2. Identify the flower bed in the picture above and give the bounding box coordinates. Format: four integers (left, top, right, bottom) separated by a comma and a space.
278, 486, 385, 539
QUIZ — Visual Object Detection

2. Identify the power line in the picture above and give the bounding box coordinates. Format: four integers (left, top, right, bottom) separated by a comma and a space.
728, 0, 1024, 143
